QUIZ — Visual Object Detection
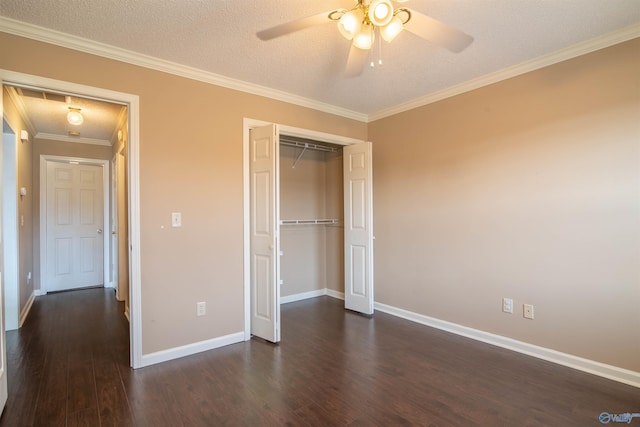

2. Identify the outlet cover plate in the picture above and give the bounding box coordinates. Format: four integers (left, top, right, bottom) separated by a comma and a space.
523, 304, 534, 319
196, 301, 206, 316
502, 298, 513, 314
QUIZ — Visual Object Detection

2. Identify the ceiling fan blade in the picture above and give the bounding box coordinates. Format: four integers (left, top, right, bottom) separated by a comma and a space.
344, 44, 369, 78
257, 11, 334, 40
404, 11, 473, 53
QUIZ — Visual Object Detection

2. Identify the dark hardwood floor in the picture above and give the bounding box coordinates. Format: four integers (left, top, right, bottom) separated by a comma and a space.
0, 288, 638, 426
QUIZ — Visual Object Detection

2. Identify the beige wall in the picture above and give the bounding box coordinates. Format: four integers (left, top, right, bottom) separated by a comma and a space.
325, 150, 344, 293
369, 39, 640, 371
2, 30, 637, 373
113, 132, 130, 313
279, 146, 344, 296
0, 32, 366, 354
2, 87, 34, 316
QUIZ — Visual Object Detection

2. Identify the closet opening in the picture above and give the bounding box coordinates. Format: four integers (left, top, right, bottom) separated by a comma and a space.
279, 135, 345, 305
245, 121, 374, 344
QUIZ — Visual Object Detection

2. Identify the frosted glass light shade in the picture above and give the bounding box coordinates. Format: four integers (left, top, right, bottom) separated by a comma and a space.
353, 26, 374, 50
368, 0, 393, 27
67, 108, 84, 126
380, 16, 403, 42
338, 10, 363, 40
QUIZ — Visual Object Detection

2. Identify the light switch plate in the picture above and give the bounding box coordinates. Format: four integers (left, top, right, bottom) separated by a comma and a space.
171, 212, 182, 227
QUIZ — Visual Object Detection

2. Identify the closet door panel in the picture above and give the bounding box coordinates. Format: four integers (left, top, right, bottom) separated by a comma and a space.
344, 142, 374, 314
249, 124, 280, 342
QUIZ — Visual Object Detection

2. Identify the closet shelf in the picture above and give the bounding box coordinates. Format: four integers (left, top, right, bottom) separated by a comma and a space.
280, 140, 338, 153
280, 219, 341, 225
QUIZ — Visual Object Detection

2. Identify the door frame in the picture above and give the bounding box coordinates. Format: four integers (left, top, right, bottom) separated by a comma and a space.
242, 118, 367, 340
1, 123, 19, 331
0, 69, 143, 368
39, 155, 110, 293
110, 153, 119, 298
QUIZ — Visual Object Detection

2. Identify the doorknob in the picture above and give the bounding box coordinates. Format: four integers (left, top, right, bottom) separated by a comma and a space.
97, 229, 103, 234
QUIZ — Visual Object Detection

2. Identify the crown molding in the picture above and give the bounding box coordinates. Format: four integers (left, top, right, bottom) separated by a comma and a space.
5, 86, 37, 136
2, 17, 637, 124
0, 16, 368, 123
36, 132, 111, 146
368, 23, 640, 122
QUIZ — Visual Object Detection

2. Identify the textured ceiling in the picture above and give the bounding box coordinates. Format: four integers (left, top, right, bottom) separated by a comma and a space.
1, 0, 639, 120
7, 86, 125, 145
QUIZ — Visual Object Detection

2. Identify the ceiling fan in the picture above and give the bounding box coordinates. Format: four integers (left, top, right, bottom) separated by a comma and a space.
257, 0, 474, 78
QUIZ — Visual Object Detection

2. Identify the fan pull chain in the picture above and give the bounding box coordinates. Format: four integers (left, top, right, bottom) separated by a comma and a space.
370, 27, 384, 68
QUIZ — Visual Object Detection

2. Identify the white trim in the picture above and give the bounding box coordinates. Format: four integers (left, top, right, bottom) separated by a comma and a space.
369, 24, 640, 121
38, 155, 110, 293
325, 289, 345, 300
34, 289, 46, 297
0, 17, 367, 123
18, 292, 35, 327
1, 125, 19, 331
1, 18, 638, 124
1, 69, 142, 369
34, 132, 111, 146
280, 289, 326, 305
277, 288, 345, 304
140, 332, 244, 368
4, 87, 36, 136
374, 302, 640, 389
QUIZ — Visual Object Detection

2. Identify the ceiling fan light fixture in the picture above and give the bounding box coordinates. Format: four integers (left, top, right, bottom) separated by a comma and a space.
67, 107, 84, 126
380, 15, 403, 42
368, 0, 394, 27
353, 25, 374, 50
338, 9, 363, 40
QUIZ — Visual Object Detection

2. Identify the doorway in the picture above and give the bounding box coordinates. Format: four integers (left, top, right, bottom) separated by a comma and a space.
40, 156, 109, 293
0, 69, 142, 368
243, 119, 374, 343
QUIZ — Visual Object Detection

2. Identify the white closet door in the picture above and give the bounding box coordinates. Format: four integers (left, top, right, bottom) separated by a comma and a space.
343, 142, 374, 314
249, 124, 281, 342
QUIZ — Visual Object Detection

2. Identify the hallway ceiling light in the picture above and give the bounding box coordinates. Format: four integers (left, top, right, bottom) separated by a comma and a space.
67, 107, 84, 126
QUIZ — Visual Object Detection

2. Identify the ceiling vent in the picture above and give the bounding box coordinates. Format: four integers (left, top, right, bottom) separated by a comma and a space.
17, 88, 67, 103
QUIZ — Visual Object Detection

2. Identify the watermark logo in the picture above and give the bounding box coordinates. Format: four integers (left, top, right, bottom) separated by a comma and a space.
599, 412, 640, 424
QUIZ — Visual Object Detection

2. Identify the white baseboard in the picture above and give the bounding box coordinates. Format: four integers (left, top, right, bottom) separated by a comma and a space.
280, 288, 345, 304
326, 289, 345, 300
124, 306, 130, 322
280, 289, 326, 304
374, 302, 640, 389
34, 289, 46, 296
19, 291, 36, 327
140, 332, 244, 368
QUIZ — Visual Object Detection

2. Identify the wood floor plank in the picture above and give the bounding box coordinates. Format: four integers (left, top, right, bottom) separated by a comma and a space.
67, 408, 100, 427
1, 289, 639, 427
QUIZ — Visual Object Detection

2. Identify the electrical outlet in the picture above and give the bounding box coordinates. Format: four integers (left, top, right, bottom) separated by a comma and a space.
502, 298, 513, 314
523, 304, 534, 319
196, 301, 206, 316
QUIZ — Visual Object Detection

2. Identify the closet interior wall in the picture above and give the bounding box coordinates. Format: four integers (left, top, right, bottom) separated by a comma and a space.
279, 140, 344, 299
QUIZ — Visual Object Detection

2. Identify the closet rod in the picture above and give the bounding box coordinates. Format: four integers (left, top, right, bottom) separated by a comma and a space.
280, 219, 341, 225
280, 140, 338, 153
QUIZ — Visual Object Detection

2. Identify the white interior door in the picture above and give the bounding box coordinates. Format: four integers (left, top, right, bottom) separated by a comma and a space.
0, 270, 7, 413
343, 142, 374, 315
45, 161, 104, 292
0, 130, 9, 413
249, 124, 280, 342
